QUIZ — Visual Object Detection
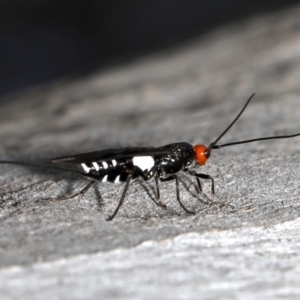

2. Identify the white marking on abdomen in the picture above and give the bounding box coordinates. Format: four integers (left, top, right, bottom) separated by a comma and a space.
102, 162, 108, 169
114, 175, 120, 183
92, 162, 100, 171
133, 156, 155, 172
102, 175, 108, 182
112, 160, 117, 167
81, 163, 90, 173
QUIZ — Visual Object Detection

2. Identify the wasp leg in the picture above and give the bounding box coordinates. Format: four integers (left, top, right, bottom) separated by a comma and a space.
154, 174, 167, 209
187, 170, 215, 194
106, 171, 134, 221
187, 170, 234, 209
186, 170, 217, 205
160, 174, 195, 215
133, 166, 166, 209
56, 180, 96, 201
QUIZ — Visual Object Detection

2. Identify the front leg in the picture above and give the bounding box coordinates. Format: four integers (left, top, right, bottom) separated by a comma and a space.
186, 169, 234, 209
159, 173, 195, 215
186, 169, 215, 194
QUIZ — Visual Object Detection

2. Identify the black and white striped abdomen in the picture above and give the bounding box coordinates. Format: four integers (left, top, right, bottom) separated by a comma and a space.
80, 156, 155, 183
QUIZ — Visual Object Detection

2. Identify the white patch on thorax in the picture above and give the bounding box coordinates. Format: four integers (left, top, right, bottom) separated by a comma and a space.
132, 156, 155, 172
102, 161, 108, 169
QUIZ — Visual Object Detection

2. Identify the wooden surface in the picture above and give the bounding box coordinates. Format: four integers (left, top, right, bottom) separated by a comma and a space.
1, 5, 300, 300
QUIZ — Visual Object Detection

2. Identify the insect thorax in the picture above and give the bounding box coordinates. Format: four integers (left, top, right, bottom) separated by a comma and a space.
158, 142, 195, 174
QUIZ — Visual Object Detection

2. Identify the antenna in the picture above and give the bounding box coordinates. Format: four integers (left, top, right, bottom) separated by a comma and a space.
209, 93, 255, 148
209, 94, 300, 149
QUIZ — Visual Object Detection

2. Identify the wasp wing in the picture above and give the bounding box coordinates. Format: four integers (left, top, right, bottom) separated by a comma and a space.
51, 146, 173, 164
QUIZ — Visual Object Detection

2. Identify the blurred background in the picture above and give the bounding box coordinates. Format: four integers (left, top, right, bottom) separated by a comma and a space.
0, 0, 298, 98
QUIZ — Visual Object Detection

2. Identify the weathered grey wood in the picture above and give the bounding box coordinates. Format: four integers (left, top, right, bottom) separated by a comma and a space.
1, 5, 300, 300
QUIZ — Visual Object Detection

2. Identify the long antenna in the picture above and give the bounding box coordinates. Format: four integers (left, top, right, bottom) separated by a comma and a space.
208, 94, 300, 149
209, 93, 255, 148
210, 132, 300, 149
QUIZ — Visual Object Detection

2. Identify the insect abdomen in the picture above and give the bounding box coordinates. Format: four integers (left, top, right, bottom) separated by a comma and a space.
80, 156, 156, 183
80, 160, 127, 183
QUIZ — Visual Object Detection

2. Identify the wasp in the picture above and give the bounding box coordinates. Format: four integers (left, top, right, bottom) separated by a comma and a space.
1, 94, 299, 220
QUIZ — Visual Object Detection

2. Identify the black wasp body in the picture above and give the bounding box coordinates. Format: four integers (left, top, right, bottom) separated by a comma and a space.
52, 142, 210, 220
53, 142, 196, 183
1, 94, 300, 220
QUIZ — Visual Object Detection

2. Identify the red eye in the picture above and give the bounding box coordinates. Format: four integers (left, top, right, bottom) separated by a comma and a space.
193, 145, 211, 165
